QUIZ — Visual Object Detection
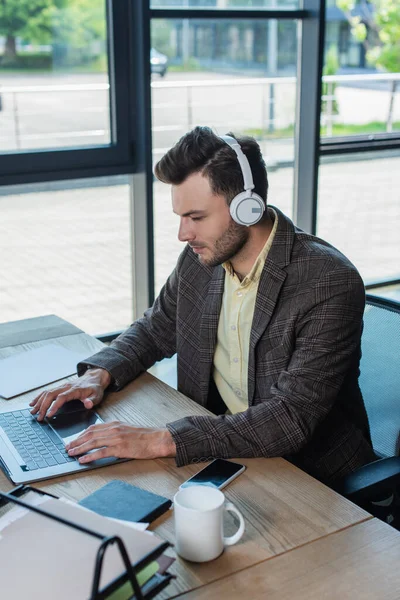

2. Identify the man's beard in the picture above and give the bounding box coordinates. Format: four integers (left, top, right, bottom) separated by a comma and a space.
201, 220, 249, 267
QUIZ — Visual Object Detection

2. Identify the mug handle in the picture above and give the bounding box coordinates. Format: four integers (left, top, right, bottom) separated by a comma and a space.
223, 502, 245, 546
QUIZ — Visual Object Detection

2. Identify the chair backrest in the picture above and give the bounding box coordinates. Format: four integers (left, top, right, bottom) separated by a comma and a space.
360, 294, 400, 459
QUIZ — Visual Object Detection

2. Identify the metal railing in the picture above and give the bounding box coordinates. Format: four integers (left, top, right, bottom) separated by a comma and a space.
0, 73, 399, 152
321, 73, 400, 136
0, 83, 110, 150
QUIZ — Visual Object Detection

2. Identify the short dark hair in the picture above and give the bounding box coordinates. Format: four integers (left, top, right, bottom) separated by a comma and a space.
154, 126, 269, 208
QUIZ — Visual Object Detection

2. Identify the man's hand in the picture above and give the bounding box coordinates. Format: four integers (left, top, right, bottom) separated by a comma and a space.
29, 368, 112, 421
65, 423, 176, 463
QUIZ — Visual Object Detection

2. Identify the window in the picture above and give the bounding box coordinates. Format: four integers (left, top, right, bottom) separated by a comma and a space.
0, 177, 133, 335
0, 0, 111, 153
316, 151, 400, 283
317, 0, 400, 294
151, 17, 298, 292
151, 1, 299, 9
322, 0, 400, 140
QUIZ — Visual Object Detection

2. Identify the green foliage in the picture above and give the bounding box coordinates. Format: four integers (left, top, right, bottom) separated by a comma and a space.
228, 0, 296, 5
371, 0, 400, 72
52, 0, 105, 49
0, 0, 55, 42
320, 120, 400, 135
352, 20, 368, 43
322, 45, 340, 115
324, 44, 340, 76
336, 0, 353, 12
170, 57, 203, 72
151, 20, 173, 56
51, 0, 106, 67
245, 119, 400, 140
339, 0, 400, 73
0, 51, 53, 70
0, 0, 106, 69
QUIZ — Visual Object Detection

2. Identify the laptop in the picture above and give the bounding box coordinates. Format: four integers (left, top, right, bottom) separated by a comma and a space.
0, 401, 125, 484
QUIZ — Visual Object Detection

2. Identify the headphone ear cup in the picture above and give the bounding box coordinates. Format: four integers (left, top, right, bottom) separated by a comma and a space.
229, 192, 265, 226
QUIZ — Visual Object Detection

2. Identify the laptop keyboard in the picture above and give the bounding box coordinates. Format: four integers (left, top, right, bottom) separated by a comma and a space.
0, 409, 76, 471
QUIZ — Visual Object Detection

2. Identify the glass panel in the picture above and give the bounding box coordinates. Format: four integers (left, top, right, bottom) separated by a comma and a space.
316, 151, 400, 283
322, 2, 400, 138
151, 1, 299, 9
0, 177, 132, 335
0, 0, 111, 152
368, 284, 400, 303
151, 18, 297, 293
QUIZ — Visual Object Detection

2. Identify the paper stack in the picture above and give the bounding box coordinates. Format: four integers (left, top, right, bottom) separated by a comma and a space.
0, 489, 174, 600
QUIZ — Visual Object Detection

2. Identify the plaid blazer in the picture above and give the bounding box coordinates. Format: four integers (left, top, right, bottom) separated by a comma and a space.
80, 207, 375, 484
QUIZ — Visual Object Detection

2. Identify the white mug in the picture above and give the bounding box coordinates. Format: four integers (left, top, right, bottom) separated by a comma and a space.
173, 485, 245, 562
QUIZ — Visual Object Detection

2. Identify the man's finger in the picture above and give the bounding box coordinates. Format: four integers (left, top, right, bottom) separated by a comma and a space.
83, 397, 94, 409
29, 391, 45, 408
66, 423, 116, 450
82, 395, 100, 410
34, 390, 63, 420
68, 434, 112, 456
30, 390, 54, 414
78, 447, 114, 464
30, 384, 72, 414
46, 389, 86, 418
47, 388, 99, 417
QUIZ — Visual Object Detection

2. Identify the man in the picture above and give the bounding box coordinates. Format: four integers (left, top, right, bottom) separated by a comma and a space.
30, 126, 376, 485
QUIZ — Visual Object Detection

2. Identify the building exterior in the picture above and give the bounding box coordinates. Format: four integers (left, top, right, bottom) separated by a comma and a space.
152, 0, 375, 74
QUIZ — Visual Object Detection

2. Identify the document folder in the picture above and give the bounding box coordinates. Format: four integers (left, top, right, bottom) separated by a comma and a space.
0, 485, 174, 600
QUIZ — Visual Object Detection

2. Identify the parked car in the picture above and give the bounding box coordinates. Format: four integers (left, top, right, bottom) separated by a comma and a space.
151, 48, 168, 77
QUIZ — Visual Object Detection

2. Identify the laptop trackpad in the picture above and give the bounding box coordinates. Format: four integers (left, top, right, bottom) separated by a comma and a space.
47, 408, 103, 448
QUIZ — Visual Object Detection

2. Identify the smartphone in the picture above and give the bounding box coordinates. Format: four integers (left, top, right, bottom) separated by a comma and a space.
179, 459, 246, 490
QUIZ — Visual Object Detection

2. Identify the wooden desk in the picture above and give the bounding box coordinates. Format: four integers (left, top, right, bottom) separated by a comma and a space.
177, 518, 400, 599
0, 321, 373, 598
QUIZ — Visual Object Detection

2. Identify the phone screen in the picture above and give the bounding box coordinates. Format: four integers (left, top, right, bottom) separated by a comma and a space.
181, 459, 245, 489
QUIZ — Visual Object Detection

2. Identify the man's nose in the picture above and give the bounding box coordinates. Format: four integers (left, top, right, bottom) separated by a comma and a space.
178, 219, 194, 243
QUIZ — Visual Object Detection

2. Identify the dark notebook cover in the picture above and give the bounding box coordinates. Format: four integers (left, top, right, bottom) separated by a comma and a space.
78, 480, 172, 524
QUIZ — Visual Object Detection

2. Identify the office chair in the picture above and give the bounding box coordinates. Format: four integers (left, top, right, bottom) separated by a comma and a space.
335, 294, 400, 526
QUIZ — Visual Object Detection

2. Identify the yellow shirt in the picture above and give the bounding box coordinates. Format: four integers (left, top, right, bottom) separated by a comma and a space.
213, 208, 278, 414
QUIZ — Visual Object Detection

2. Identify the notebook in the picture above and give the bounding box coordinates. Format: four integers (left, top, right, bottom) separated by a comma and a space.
0, 344, 89, 398
0, 314, 82, 350
79, 480, 172, 523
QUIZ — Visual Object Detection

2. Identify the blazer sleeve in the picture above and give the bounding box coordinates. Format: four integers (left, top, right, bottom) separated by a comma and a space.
77, 246, 190, 390
167, 267, 366, 466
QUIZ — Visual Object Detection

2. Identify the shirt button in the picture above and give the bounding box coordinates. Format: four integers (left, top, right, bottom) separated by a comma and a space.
233, 357, 239, 363
236, 291, 243, 297
231, 325, 236, 331
236, 389, 242, 397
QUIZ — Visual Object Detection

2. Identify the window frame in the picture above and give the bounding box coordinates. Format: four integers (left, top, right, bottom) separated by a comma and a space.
5, 1, 398, 329
0, 1, 147, 186
149, 2, 325, 240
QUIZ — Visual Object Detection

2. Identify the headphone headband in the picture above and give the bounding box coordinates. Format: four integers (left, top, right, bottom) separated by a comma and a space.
219, 134, 265, 227
220, 135, 255, 192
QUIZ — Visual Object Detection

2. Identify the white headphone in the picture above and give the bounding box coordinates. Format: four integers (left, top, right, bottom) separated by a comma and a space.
220, 135, 265, 227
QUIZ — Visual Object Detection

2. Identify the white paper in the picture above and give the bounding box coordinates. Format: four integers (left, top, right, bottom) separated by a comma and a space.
0, 496, 164, 600
0, 492, 50, 535
108, 516, 149, 531
0, 344, 89, 399
58, 497, 149, 530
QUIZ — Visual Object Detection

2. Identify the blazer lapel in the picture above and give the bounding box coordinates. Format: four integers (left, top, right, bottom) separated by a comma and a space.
248, 207, 295, 403
199, 265, 225, 402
